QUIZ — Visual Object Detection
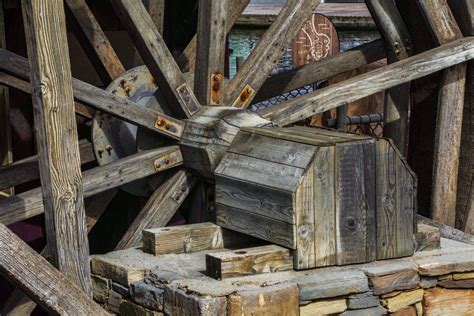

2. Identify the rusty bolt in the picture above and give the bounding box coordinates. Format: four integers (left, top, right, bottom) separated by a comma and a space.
213, 75, 220, 81
240, 93, 247, 102
184, 96, 190, 102
97, 148, 104, 154
156, 118, 165, 126
165, 124, 171, 130
164, 157, 171, 164
181, 186, 187, 192
155, 162, 161, 169
213, 83, 220, 91
105, 145, 113, 152
246, 88, 252, 94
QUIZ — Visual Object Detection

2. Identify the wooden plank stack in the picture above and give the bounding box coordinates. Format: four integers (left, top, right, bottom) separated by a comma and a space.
215, 126, 417, 269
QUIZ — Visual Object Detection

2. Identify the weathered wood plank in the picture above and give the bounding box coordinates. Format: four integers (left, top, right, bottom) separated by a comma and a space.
253, 39, 386, 104
194, 0, 227, 105
0, 146, 182, 225
111, 0, 201, 118
397, 154, 415, 256
164, 283, 227, 315
313, 146, 336, 267
226, 0, 319, 108
22, 0, 91, 294
260, 37, 474, 126
65, 0, 125, 82
116, 169, 196, 250
0, 49, 184, 139
143, 222, 223, 256
0, 224, 106, 315
177, 0, 249, 73
423, 288, 474, 316
206, 245, 292, 280
143, 0, 164, 34
418, 0, 467, 227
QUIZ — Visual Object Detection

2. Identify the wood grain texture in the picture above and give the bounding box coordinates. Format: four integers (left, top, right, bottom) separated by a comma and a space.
116, 169, 196, 250
0, 224, 106, 315
142, 0, 164, 34
22, 0, 91, 294
177, 0, 249, 73
111, 0, 201, 118
65, 0, 125, 83
0, 146, 182, 225
0, 48, 184, 139
143, 222, 223, 256
423, 288, 474, 316
418, 0, 466, 227
260, 38, 474, 126
226, 0, 320, 107
194, 0, 227, 105
206, 245, 293, 279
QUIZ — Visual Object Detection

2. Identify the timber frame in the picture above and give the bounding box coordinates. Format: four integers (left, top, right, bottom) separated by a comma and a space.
0, 0, 473, 313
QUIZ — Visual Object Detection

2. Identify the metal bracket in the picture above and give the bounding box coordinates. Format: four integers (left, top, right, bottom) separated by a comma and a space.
232, 84, 255, 109
155, 115, 184, 139
177, 83, 200, 116
209, 73, 223, 105
153, 150, 183, 172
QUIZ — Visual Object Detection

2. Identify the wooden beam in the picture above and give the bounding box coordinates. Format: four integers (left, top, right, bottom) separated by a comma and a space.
177, 0, 250, 73
142, 0, 164, 34
0, 224, 106, 315
418, 0, 466, 227
194, 0, 227, 105
366, 0, 413, 155
0, 146, 183, 225
0, 0, 12, 197
260, 37, 474, 126
0, 49, 184, 140
0, 139, 94, 191
225, 0, 320, 108
22, 0, 91, 294
65, 0, 125, 83
252, 39, 387, 104
115, 169, 196, 250
111, 0, 201, 118
85, 188, 118, 231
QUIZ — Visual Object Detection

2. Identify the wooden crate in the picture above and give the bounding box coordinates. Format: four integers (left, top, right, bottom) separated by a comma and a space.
215, 126, 417, 269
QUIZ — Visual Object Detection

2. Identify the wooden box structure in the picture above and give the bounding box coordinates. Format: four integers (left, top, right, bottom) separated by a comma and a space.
215, 126, 417, 269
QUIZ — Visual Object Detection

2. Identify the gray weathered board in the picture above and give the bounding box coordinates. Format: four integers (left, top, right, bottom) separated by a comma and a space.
215, 127, 417, 270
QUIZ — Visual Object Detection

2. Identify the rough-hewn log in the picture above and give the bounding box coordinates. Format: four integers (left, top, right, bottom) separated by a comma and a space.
194, 0, 227, 105
0, 146, 182, 225
22, 0, 91, 294
65, 0, 125, 83
0, 139, 94, 191
115, 169, 196, 250
252, 39, 386, 104
418, 0, 466, 227
226, 0, 320, 108
366, 0, 413, 155
177, 0, 250, 73
260, 37, 474, 126
0, 224, 107, 315
0, 49, 184, 140
111, 0, 201, 118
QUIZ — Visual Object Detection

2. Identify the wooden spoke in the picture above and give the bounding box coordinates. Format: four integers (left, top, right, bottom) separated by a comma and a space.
418, 0, 466, 227
252, 39, 387, 104
0, 146, 183, 225
261, 38, 474, 126
111, 0, 201, 118
0, 49, 184, 140
116, 169, 197, 250
0, 224, 107, 315
65, 0, 125, 83
225, 0, 319, 108
366, 0, 413, 155
194, 0, 228, 105
22, 0, 91, 294
177, 0, 250, 73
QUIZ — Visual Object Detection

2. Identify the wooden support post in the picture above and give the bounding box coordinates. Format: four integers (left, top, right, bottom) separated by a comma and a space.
0, 224, 106, 315
0, 49, 184, 140
225, 0, 319, 108
418, 0, 466, 227
252, 39, 387, 104
65, 0, 126, 83
260, 38, 474, 127
115, 169, 197, 250
177, 0, 250, 73
365, 0, 413, 155
0, 146, 183, 225
142, 0, 164, 34
111, 0, 201, 118
194, 0, 227, 105
22, 0, 91, 295
0, 0, 12, 197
